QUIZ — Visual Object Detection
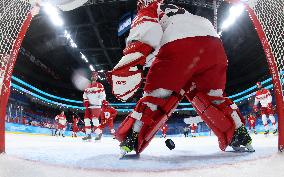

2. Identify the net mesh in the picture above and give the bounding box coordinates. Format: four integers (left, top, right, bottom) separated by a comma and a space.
248, 0, 284, 88
0, 0, 31, 93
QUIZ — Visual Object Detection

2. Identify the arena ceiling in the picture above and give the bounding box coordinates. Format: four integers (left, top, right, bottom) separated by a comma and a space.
14, 0, 271, 103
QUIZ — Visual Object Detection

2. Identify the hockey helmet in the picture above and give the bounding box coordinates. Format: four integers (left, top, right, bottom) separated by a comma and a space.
137, 0, 163, 10
102, 100, 109, 107
91, 71, 98, 81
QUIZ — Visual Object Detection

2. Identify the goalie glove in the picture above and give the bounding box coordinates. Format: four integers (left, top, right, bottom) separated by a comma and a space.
107, 41, 153, 102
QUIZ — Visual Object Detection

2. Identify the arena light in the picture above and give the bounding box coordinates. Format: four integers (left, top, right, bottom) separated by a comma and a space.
70, 39, 77, 48
81, 53, 89, 63
230, 3, 245, 17
221, 3, 245, 30
64, 30, 71, 39
43, 3, 64, 26
89, 65, 95, 71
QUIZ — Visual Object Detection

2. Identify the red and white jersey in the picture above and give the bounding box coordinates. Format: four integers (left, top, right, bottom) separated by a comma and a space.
191, 123, 197, 131
55, 114, 67, 125
247, 115, 256, 125
101, 106, 117, 121
127, 2, 218, 50
83, 82, 106, 108
254, 88, 272, 107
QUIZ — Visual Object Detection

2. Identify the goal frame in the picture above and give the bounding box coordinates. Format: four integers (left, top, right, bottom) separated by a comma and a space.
226, 0, 284, 152
0, 0, 283, 153
0, 6, 34, 153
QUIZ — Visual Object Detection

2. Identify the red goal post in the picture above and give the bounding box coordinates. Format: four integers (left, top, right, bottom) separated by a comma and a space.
0, 0, 38, 153
224, 0, 284, 152
214, 0, 284, 151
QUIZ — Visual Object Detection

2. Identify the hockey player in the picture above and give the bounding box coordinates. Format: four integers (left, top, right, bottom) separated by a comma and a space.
253, 82, 277, 135
183, 126, 190, 137
190, 123, 197, 137
55, 111, 67, 137
72, 115, 79, 138
95, 100, 118, 140
82, 71, 106, 141
247, 113, 257, 134
160, 124, 168, 138
108, 0, 254, 156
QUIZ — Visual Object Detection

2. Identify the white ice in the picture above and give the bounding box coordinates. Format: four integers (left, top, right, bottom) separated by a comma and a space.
0, 133, 284, 177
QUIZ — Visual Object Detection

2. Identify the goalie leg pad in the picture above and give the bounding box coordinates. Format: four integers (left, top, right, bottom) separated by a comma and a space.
186, 92, 236, 151
138, 94, 182, 153
115, 117, 136, 142
115, 93, 183, 153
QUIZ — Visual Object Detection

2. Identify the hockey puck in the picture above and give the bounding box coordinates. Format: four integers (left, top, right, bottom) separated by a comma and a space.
165, 139, 175, 150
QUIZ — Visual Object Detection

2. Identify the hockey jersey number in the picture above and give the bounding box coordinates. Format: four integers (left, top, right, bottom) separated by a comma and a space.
159, 3, 186, 19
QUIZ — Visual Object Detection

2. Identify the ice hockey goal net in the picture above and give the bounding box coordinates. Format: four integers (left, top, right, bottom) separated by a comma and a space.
236, 0, 284, 151
0, 0, 34, 153
0, 0, 283, 153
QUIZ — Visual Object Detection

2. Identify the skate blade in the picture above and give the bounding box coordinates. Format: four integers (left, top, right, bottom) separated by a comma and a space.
245, 144, 255, 152
82, 139, 92, 142
231, 146, 246, 152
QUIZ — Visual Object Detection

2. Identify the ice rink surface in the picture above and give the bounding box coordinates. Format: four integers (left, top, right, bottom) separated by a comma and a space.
0, 133, 284, 177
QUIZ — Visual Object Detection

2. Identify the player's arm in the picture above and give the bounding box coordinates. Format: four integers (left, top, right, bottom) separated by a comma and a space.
107, 8, 163, 102
99, 84, 106, 101
267, 90, 272, 104
83, 91, 89, 108
253, 92, 260, 112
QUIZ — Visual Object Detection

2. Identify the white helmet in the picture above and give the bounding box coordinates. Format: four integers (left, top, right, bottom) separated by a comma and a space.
137, 0, 163, 10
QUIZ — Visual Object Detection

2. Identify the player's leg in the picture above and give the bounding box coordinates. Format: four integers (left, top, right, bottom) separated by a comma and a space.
91, 108, 101, 130
95, 121, 106, 141
267, 107, 277, 134
117, 88, 184, 154
184, 38, 253, 151
83, 109, 92, 140
61, 126, 66, 137
108, 120, 115, 137
269, 114, 277, 134
253, 123, 257, 134
261, 109, 269, 135
248, 123, 252, 133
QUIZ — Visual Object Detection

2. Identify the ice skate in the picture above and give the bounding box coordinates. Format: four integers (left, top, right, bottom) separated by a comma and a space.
273, 129, 278, 135
230, 125, 255, 152
254, 130, 258, 135
119, 130, 139, 158
82, 134, 92, 141
264, 130, 269, 136
95, 133, 102, 141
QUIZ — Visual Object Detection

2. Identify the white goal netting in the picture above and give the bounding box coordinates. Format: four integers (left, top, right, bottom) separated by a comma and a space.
246, 0, 284, 151
248, 0, 284, 84
0, 0, 33, 152
0, 0, 32, 93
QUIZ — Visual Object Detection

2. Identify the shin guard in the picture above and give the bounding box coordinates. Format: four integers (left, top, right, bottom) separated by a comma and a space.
186, 92, 241, 151
115, 91, 184, 153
